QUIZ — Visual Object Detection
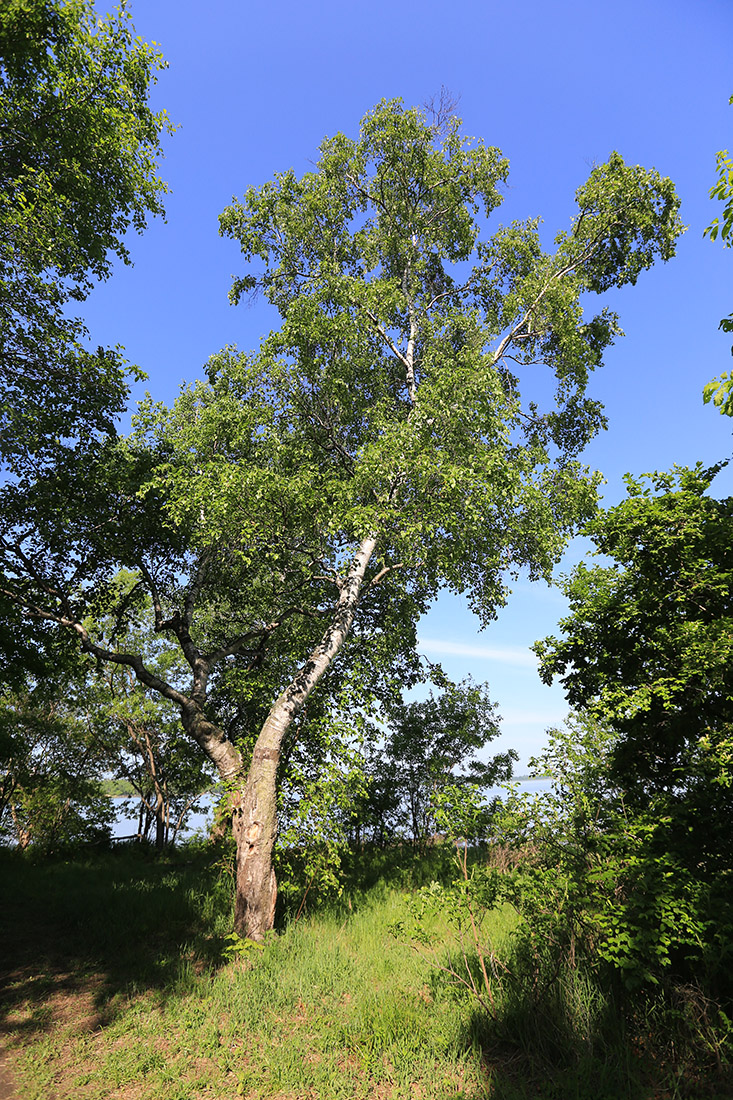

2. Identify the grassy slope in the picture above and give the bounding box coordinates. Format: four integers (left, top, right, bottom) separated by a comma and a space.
0, 847, 725, 1100
0, 848, 509, 1100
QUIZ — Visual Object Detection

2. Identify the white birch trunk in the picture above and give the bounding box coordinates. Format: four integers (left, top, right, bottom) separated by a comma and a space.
233, 534, 378, 940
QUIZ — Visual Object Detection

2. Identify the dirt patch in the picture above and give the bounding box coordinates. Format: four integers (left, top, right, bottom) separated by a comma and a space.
0, 1051, 18, 1100
0, 880, 112, 1099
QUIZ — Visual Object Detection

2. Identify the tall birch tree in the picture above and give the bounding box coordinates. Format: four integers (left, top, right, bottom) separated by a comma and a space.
1, 100, 683, 939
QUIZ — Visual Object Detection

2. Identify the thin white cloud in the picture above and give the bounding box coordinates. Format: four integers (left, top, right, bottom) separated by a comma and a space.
417, 637, 538, 668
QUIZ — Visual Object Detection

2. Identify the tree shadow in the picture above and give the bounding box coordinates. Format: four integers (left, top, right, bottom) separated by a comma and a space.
0, 846, 230, 1053
425, 957, 669, 1100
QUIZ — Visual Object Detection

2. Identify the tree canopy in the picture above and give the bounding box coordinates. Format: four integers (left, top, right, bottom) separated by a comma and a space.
534, 462, 733, 794
0, 0, 172, 472
0, 98, 684, 938
531, 468, 733, 994
0, 652, 114, 851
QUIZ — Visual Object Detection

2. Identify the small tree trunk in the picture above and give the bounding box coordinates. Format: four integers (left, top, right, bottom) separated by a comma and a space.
163, 781, 170, 846
209, 808, 231, 843
154, 788, 165, 849
142, 729, 167, 850
10, 800, 31, 850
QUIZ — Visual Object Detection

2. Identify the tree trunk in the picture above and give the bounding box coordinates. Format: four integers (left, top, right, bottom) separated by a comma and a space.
209, 808, 231, 843
154, 788, 165, 849
232, 533, 378, 940
10, 800, 31, 849
232, 745, 279, 941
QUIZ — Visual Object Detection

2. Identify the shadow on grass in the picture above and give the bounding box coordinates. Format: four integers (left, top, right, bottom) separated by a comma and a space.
430, 951, 733, 1100
462, 998, 648, 1100
0, 840, 454, 1052
0, 844, 231, 1049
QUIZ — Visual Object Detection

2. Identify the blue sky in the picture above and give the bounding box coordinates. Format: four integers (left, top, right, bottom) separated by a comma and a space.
81, 0, 733, 768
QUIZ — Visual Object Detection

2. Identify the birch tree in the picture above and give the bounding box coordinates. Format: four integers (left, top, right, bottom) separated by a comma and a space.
1, 100, 683, 939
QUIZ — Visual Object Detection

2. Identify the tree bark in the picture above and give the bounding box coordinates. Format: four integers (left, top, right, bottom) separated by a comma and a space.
232, 745, 279, 941
154, 787, 165, 849
232, 534, 378, 940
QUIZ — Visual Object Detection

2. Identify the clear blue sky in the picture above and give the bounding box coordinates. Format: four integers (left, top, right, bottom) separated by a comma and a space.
81, 0, 733, 769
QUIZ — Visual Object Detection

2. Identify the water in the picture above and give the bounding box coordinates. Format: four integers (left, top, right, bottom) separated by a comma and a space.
110, 779, 555, 843
487, 777, 554, 799
110, 795, 214, 843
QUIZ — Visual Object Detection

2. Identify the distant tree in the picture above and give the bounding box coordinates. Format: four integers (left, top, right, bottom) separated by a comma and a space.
1, 100, 684, 940
79, 575, 214, 847
97, 666, 214, 850
0, 607, 212, 851
0, 664, 113, 851
376, 680, 514, 849
0, 0, 172, 472
347, 752, 402, 849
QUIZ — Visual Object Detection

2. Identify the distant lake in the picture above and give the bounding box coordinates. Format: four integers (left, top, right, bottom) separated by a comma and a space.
110, 796, 213, 842
487, 777, 554, 799
110, 777, 555, 843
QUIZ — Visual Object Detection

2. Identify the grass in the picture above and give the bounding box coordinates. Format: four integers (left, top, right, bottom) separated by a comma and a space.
0, 844, 730, 1099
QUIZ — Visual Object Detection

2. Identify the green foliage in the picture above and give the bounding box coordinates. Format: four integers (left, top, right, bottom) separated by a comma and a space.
101, 777, 136, 797
0, 579, 213, 852
355, 679, 514, 848
6, 98, 684, 697
276, 710, 371, 908
706, 146, 733, 247
703, 94, 733, 254
704, 93, 733, 387
431, 781, 497, 844
0, 0, 172, 470
221, 931, 265, 961
534, 471, 733, 1005
703, 369, 733, 415
87, 587, 215, 846
493, 718, 681, 988
536, 463, 733, 794
499, 717, 733, 1079
395, 774, 633, 1083
140, 98, 685, 629
0, 663, 114, 850
400, 714, 733, 1086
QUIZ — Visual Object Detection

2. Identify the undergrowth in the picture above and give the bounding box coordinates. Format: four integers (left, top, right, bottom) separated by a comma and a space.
0, 844, 730, 1099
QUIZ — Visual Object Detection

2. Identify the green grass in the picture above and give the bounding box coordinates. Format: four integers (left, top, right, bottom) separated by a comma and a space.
0, 845, 729, 1099
0, 848, 492, 1099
